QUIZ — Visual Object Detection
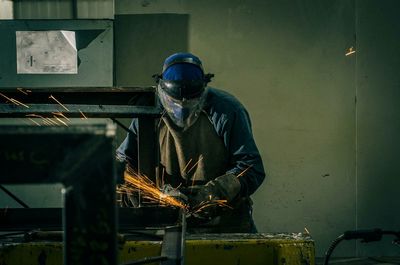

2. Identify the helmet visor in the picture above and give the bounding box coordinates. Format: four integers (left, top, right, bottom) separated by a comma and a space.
158, 85, 208, 129
158, 79, 205, 100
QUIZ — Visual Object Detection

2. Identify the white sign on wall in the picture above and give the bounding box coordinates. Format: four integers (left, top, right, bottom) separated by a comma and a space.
16, 30, 77, 74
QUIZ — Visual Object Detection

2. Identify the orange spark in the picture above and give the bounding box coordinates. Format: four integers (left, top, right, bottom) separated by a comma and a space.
27, 118, 41, 126
186, 155, 203, 176
120, 167, 187, 210
237, 165, 253, 178
52, 112, 71, 121
192, 199, 233, 214
49, 94, 69, 111
181, 158, 193, 175
45, 118, 60, 126
0, 92, 12, 102
345, 47, 356, 56
42, 119, 52, 126
17, 88, 30, 95
26, 114, 57, 126
118, 165, 235, 215
0, 92, 29, 108
79, 109, 88, 119
54, 116, 68, 126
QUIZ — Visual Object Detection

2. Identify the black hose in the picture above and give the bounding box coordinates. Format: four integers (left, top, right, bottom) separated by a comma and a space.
323, 229, 400, 265
323, 234, 345, 265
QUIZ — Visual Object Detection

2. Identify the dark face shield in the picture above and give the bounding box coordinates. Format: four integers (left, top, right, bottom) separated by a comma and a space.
157, 83, 208, 130
158, 79, 205, 100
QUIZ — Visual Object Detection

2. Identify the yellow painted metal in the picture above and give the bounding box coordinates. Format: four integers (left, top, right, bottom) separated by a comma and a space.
0, 242, 63, 265
119, 241, 162, 265
0, 233, 314, 265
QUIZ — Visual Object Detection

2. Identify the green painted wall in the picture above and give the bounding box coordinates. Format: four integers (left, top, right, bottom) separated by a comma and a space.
356, 0, 400, 256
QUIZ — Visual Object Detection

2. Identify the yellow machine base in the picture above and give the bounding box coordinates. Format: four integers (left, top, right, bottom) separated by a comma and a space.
0, 233, 314, 265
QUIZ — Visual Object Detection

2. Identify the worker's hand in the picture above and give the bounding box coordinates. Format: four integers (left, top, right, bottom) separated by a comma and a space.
184, 184, 218, 209
161, 184, 188, 204
182, 173, 241, 219
180, 185, 218, 220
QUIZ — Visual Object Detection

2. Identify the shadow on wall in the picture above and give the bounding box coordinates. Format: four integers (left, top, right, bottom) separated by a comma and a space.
114, 13, 189, 146
115, 14, 189, 87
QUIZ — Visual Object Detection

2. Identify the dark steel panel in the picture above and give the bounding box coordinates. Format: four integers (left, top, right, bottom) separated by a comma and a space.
63, 137, 116, 265
0, 123, 118, 265
138, 117, 158, 183
0, 125, 113, 183
0, 207, 180, 231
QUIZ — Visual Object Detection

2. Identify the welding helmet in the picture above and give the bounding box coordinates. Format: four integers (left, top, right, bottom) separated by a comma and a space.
154, 53, 214, 129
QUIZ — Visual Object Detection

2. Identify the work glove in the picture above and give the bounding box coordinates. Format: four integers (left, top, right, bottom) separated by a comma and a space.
182, 173, 241, 219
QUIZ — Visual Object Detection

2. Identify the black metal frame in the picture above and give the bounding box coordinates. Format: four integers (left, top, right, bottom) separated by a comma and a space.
0, 87, 166, 265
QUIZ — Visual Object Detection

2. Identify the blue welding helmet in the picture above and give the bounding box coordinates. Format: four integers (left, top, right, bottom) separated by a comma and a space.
154, 53, 214, 129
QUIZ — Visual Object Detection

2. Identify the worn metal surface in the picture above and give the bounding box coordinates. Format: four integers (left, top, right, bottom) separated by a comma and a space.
0, 233, 314, 265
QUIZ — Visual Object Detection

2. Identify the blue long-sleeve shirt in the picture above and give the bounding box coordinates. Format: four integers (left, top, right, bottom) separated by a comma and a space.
116, 87, 266, 197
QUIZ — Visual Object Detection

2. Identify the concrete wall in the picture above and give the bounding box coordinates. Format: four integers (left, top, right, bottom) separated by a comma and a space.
1, 0, 400, 258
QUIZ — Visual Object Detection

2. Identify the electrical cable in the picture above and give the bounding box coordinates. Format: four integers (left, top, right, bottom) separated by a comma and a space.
323, 229, 400, 265
323, 234, 345, 265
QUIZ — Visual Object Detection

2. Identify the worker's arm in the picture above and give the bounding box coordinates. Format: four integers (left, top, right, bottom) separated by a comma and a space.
207, 88, 266, 198
223, 106, 266, 197
186, 88, 265, 213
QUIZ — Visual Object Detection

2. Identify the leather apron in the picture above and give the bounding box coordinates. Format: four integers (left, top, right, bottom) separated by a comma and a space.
158, 112, 255, 233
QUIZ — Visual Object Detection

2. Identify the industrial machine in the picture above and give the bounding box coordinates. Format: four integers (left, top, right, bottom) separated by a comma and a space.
0, 19, 315, 265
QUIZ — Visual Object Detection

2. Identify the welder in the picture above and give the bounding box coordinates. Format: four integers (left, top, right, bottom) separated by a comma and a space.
117, 52, 266, 233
